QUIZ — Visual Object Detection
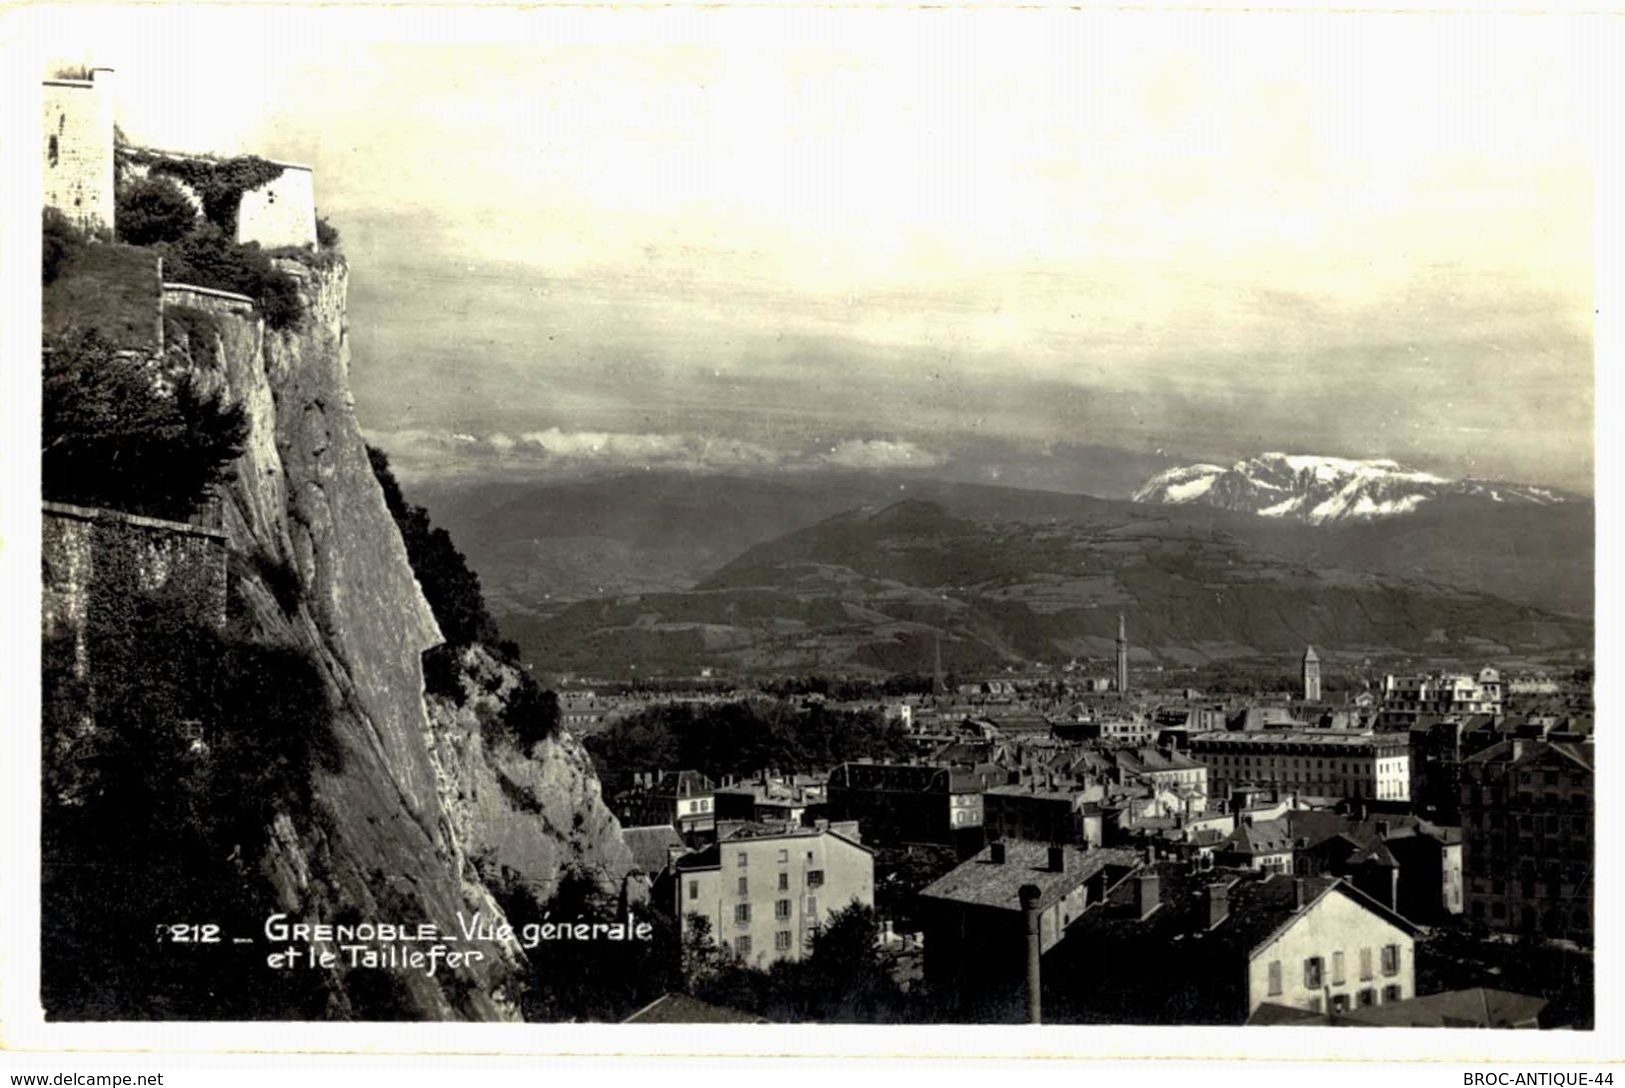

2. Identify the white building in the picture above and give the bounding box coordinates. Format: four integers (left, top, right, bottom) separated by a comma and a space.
1379, 669, 1503, 727
1247, 877, 1419, 1017
1190, 731, 1411, 802
673, 824, 874, 968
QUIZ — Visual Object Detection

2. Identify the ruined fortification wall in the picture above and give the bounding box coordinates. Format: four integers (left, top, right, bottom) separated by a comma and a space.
237, 163, 317, 249
45, 66, 318, 249
117, 150, 318, 250
162, 281, 257, 316
42, 501, 229, 672
42, 72, 115, 233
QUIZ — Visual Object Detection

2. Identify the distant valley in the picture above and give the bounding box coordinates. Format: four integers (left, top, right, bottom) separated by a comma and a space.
412, 463, 1592, 680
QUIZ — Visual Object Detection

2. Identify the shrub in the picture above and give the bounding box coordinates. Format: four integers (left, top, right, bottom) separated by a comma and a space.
504, 673, 561, 750
160, 224, 303, 331
121, 150, 284, 235
116, 175, 197, 246
41, 590, 340, 1020
315, 214, 340, 249
162, 305, 220, 366
366, 445, 501, 647
42, 207, 82, 285
422, 644, 464, 701
258, 268, 304, 330
43, 329, 248, 520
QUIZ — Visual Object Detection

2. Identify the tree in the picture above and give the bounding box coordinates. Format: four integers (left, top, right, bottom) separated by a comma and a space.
491, 865, 680, 1022
43, 207, 81, 284
874, 845, 958, 933
681, 912, 727, 986
159, 222, 304, 331
315, 214, 341, 249
115, 175, 197, 246
688, 900, 906, 1023
504, 676, 561, 750
797, 901, 903, 1021
43, 329, 247, 520
366, 444, 501, 648
41, 592, 338, 1020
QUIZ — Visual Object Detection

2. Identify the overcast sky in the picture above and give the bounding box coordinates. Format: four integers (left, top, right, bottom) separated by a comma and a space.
45, 4, 1599, 493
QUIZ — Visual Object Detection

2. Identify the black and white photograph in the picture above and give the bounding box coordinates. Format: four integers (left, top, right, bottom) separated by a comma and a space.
2, 0, 1616, 1069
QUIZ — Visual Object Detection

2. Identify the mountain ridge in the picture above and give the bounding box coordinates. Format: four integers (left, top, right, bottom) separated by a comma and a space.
506, 492, 1590, 679
1134, 452, 1574, 524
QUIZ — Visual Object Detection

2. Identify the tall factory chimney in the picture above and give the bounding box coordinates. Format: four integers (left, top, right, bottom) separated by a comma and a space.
1019, 883, 1043, 1024
1116, 613, 1130, 699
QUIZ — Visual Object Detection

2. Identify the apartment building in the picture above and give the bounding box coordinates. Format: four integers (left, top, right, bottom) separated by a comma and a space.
1189, 732, 1410, 802
1460, 738, 1593, 945
1379, 669, 1503, 729
826, 760, 998, 849
672, 823, 875, 968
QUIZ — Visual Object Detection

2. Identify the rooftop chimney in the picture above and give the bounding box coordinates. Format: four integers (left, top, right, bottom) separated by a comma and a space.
1294, 878, 1307, 910
990, 841, 1007, 864
1374, 819, 1390, 839
1206, 881, 1230, 929
1048, 845, 1066, 873
1134, 872, 1161, 919
1019, 883, 1044, 1025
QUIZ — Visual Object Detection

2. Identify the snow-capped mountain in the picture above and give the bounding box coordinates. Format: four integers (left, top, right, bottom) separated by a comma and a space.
1132, 452, 1568, 524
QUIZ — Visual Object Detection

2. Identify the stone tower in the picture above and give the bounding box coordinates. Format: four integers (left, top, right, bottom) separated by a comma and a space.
42, 66, 117, 234
1116, 613, 1129, 698
1302, 645, 1322, 703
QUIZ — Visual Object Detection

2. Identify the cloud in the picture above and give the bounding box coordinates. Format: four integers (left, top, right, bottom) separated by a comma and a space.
517, 428, 690, 461
366, 426, 790, 482
821, 438, 944, 470
364, 427, 959, 485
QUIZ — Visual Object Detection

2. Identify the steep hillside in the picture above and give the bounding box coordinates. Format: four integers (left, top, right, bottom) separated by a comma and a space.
44, 256, 634, 1020
512, 498, 1589, 678
432, 469, 1591, 679
199, 259, 636, 1016
409, 472, 1126, 615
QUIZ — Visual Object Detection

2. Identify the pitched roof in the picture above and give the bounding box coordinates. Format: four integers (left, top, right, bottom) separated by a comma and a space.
1249, 988, 1546, 1029
1285, 810, 1446, 853
919, 841, 1141, 914
673, 824, 873, 873
1117, 747, 1206, 774
1339, 988, 1547, 1028
1223, 818, 1295, 856
1464, 738, 1594, 773
986, 782, 1090, 804
1248, 1002, 1333, 1026
621, 992, 771, 1024
654, 769, 715, 797
1071, 862, 1419, 959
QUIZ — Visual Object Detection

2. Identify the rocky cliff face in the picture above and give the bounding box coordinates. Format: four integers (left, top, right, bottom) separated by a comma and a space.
172, 257, 634, 1019
423, 644, 636, 905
